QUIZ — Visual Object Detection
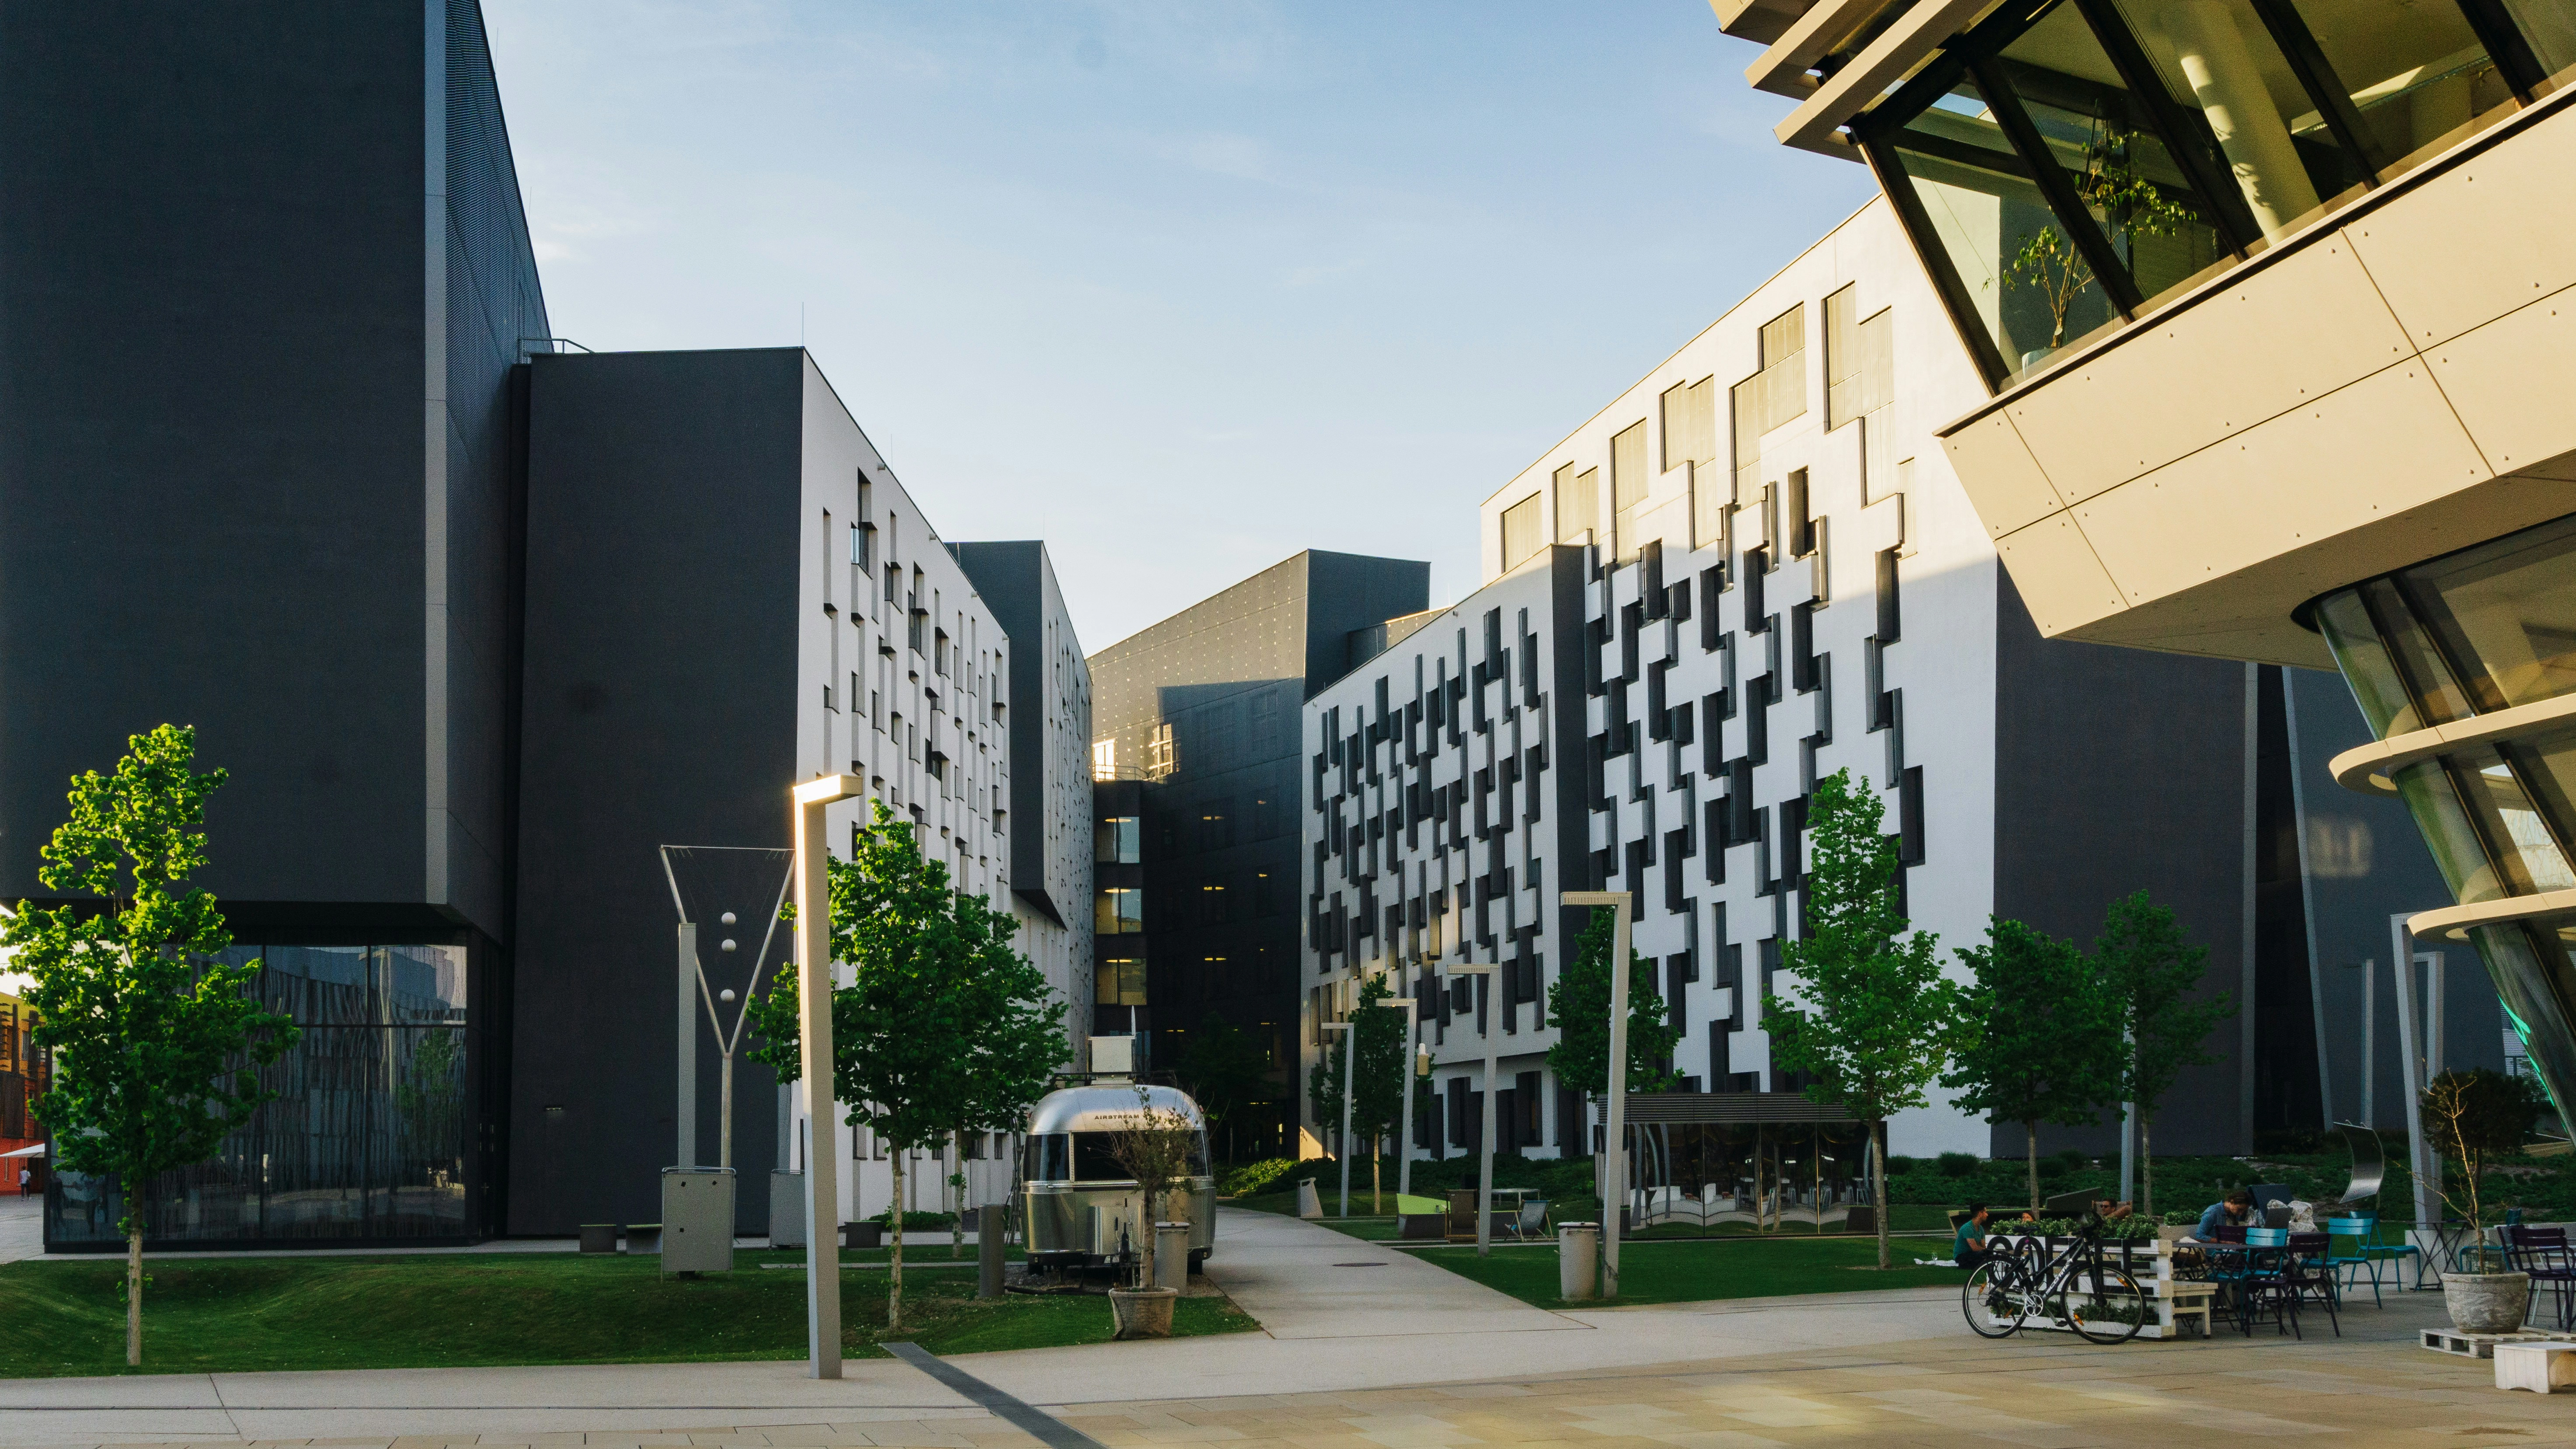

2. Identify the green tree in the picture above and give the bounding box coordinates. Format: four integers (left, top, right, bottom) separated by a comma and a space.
1177, 1013, 1270, 1164
1547, 908, 1678, 1216
748, 801, 1066, 1329
1104, 1085, 1199, 1301
1351, 973, 1410, 1212
9, 724, 299, 1366
1764, 769, 1967, 1270
1546, 909, 1679, 1099
2094, 890, 2234, 1220
1942, 917, 2117, 1212
1307, 1032, 1347, 1163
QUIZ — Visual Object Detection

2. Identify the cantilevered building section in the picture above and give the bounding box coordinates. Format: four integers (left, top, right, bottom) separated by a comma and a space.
1706, 0, 2576, 1140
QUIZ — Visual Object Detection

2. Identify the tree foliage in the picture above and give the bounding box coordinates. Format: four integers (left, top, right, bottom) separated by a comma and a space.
748, 800, 1067, 1327
1545, 909, 1678, 1099
1177, 1013, 1270, 1160
1762, 769, 1967, 1270
10, 724, 299, 1365
1942, 917, 2118, 1212
1104, 1086, 1200, 1293
2094, 889, 2232, 1219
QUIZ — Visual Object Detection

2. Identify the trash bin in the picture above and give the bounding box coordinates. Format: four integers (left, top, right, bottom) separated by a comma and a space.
769, 1169, 805, 1248
1559, 1223, 1599, 1301
1155, 1222, 1192, 1290
661, 1167, 736, 1274
1296, 1179, 1323, 1219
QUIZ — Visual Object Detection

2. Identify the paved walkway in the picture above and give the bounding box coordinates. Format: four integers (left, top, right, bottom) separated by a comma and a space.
0, 1205, 2538, 1448
0, 1193, 40, 1264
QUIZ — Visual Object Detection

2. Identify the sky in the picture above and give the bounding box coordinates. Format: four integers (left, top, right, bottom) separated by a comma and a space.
483, 1, 1875, 653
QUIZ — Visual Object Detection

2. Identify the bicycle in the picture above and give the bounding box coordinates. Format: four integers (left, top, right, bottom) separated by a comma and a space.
1962, 1213, 2146, 1344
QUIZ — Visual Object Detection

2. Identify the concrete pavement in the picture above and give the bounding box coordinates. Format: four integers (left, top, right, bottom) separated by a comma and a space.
0, 1204, 2510, 1448
0, 1194, 39, 1265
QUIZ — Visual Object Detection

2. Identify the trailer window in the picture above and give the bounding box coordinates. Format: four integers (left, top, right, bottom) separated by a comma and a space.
1071, 1132, 1129, 1182
1024, 1132, 1070, 1181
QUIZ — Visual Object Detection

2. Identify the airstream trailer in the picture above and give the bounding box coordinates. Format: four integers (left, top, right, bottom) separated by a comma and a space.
1017, 1083, 1216, 1272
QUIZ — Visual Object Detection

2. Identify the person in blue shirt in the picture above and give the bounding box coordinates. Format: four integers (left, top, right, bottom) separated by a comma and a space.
1954, 1204, 1995, 1268
2187, 1188, 2255, 1243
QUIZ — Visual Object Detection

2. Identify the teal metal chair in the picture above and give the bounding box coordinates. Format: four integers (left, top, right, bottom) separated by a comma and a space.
2325, 1216, 2384, 1306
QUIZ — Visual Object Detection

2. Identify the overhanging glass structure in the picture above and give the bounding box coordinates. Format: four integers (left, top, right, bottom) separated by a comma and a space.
1816, 0, 2576, 390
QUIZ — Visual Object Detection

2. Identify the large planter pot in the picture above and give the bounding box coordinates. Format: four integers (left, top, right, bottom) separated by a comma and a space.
2442, 1270, 2533, 1334
1109, 1285, 1179, 1340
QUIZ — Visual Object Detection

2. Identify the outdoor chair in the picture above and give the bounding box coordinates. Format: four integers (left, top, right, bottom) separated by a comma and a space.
2284, 1231, 2341, 1337
2324, 1216, 2386, 1307
2233, 1229, 2300, 1338
2508, 1226, 2576, 1331
1518, 1198, 1551, 1241
2346, 1214, 2424, 1289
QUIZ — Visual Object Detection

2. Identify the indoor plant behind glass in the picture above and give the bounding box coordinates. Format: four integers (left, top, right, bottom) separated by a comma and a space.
2423, 1068, 2544, 1333
2000, 120, 2193, 370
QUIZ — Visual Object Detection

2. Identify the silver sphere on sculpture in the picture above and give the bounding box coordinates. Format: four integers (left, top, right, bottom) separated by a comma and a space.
720, 911, 737, 925
720, 988, 737, 1003
721, 938, 738, 953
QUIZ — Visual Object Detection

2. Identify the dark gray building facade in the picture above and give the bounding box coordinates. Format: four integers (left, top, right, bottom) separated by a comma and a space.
1086, 551, 1428, 1161
4, 0, 544, 1247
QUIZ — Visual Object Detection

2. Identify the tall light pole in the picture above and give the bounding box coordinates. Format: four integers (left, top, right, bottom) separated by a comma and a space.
790, 773, 861, 1379
1385, 989, 1420, 1200
1564, 890, 1632, 1299
1449, 961, 1501, 1256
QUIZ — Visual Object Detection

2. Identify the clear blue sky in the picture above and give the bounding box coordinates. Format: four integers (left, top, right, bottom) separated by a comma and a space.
484, 1, 1874, 652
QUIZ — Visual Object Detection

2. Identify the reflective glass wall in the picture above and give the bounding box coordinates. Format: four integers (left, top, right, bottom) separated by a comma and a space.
2305, 515, 2576, 1122
1859, 0, 2571, 387
46, 942, 471, 1245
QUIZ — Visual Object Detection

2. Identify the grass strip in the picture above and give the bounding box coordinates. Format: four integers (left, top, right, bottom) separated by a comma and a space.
1411, 1235, 1963, 1310
0, 1251, 1257, 1377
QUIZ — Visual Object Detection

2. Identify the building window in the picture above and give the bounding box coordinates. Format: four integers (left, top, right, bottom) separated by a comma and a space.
1663, 376, 1720, 551
1500, 492, 1544, 572
1730, 305, 1807, 504
1093, 738, 1117, 781
1147, 721, 1176, 780
1554, 461, 1597, 546
1825, 284, 1896, 496
1096, 815, 1141, 864
1097, 887, 1144, 934
1098, 953, 1148, 1006
1609, 419, 1650, 564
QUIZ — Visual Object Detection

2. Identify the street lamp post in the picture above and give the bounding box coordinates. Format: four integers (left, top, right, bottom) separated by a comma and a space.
790, 773, 862, 1379
1386, 991, 1419, 1201
1448, 961, 1501, 1256
1563, 890, 1632, 1300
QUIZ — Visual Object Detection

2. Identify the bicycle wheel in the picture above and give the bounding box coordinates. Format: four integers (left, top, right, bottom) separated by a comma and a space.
1963, 1261, 2025, 1338
2067, 1264, 2146, 1345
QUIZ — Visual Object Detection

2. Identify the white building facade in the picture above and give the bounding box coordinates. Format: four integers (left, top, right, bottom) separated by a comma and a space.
785, 367, 1090, 1226
1305, 196, 2270, 1174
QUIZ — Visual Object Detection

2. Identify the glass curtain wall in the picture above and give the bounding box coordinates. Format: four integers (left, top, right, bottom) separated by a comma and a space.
1859, 0, 2563, 387
46, 943, 470, 1246
2304, 515, 2576, 1126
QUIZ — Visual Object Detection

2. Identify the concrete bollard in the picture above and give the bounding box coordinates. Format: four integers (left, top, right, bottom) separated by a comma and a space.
1297, 1179, 1323, 1219
1559, 1223, 1600, 1301
979, 1204, 1007, 1298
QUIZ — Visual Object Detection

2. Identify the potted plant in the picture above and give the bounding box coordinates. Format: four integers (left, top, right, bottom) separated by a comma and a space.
1998, 121, 2193, 370
2423, 1068, 2544, 1333
1104, 1085, 1195, 1339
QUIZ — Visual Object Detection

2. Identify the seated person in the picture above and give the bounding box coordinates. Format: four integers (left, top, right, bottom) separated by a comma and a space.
2092, 1198, 2136, 1224
1953, 1205, 2034, 1268
2185, 1188, 2256, 1243
1955, 1203, 1995, 1268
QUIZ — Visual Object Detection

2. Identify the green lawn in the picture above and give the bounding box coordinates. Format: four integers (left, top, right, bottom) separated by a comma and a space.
0, 1250, 1258, 1378
1412, 1236, 1964, 1310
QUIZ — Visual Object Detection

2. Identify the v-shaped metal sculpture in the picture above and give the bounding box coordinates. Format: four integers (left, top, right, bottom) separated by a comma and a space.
660, 844, 795, 1170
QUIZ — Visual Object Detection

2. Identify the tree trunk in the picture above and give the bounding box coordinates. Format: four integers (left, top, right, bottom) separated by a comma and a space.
1371, 1135, 1382, 1215
952, 1130, 965, 1260
126, 1225, 143, 1367
2138, 1118, 2153, 1223
2026, 1121, 2041, 1214
889, 1153, 906, 1332
1873, 1121, 1891, 1271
